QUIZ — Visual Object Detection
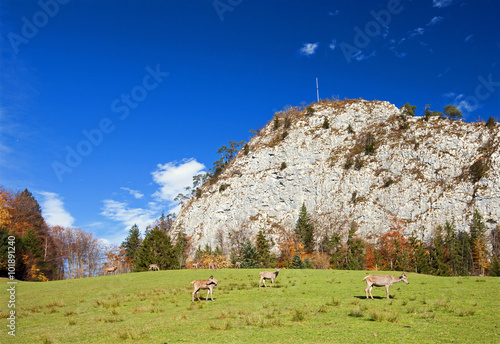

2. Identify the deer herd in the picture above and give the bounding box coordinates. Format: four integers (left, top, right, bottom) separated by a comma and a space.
106, 263, 409, 302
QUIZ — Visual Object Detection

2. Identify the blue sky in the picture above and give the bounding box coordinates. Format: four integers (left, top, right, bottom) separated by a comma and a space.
1, 0, 499, 245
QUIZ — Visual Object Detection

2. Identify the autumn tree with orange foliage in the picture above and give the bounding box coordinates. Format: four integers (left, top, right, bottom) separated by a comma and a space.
376, 218, 412, 271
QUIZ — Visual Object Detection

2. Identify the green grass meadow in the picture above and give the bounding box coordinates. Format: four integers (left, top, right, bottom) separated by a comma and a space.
1, 270, 499, 343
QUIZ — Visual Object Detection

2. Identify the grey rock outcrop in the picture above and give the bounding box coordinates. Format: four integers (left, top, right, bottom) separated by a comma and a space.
173, 100, 499, 254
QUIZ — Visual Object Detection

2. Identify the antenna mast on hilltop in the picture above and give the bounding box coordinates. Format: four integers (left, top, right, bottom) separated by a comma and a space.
316, 78, 319, 103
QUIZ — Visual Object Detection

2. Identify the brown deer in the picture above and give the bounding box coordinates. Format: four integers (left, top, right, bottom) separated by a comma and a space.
191, 263, 199, 269
259, 268, 280, 288
105, 266, 117, 275
148, 264, 160, 271
190, 275, 218, 302
234, 261, 242, 269
208, 262, 218, 270
363, 272, 409, 299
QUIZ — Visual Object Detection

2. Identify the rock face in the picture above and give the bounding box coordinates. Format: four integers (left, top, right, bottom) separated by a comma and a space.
173, 99, 499, 254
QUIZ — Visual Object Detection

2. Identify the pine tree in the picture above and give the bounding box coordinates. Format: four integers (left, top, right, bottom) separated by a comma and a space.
240, 240, 259, 268
173, 230, 189, 269
296, 203, 314, 253
134, 227, 176, 271
470, 210, 488, 275
325, 232, 343, 269
256, 229, 275, 267
430, 225, 451, 276
443, 221, 462, 275
121, 224, 141, 268
345, 222, 365, 270
292, 253, 303, 269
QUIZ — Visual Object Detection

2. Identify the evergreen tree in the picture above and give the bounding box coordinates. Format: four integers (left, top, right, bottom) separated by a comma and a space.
345, 222, 365, 270
173, 230, 189, 269
121, 224, 141, 268
240, 240, 259, 268
292, 253, 303, 269
443, 105, 463, 119
400, 103, 416, 117
489, 225, 500, 276
256, 229, 275, 267
135, 226, 176, 271
443, 221, 462, 275
470, 210, 488, 275
458, 231, 473, 276
296, 203, 314, 253
410, 234, 431, 274
303, 257, 314, 269
325, 232, 343, 269
430, 225, 451, 276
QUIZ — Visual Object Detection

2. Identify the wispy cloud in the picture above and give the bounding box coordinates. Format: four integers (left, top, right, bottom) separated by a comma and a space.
427, 16, 444, 26
443, 92, 479, 113
120, 187, 144, 199
409, 27, 425, 38
389, 46, 407, 58
329, 39, 337, 50
101, 200, 157, 232
299, 42, 319, 56
38, 191, 75, 227
352, 50, 377, 62
151, 158, 206, 203
433, 0, 453, 8
328, 10, 339, 16
465, 34, 475, 42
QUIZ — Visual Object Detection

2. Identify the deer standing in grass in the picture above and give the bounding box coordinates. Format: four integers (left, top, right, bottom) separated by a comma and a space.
208, 262, 218, 270
105, 266, 117, 275
363, 272, 409, 299
148, 264, 160, 271
190, 276, 218, 302
259, 268, 280, 288
234, 261, 242, 269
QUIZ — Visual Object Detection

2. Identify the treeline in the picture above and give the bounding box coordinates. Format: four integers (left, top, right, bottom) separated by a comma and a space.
242, 204, 500, 277
0, 187, 111, 281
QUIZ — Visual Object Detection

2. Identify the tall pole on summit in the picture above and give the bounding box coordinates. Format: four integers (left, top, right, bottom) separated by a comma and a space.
316, 78, 319, 103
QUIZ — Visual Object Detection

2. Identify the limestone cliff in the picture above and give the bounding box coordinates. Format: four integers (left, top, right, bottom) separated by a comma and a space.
173, 99, 499, 253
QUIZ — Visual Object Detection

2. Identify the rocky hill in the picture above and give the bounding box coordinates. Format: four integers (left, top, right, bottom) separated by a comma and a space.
172, 99, 499, 253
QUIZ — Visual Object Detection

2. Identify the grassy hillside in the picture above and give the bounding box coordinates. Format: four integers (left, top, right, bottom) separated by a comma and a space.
2, 270, 499, 343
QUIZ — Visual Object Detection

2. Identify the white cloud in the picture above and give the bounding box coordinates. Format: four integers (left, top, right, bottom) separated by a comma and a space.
329, 10, 339, 16
456, 99, 479, 113
329, 39, 337, 50
38, 191, 75, 227
101, 199, 157, 231
352, 50, 377, 62
299, 42, 319, 56
427, 16, 444, 26
151, 158, 206, 203
409, 27, 425, 38
433, 0, 453, 8
465, 34, 475, 42
120, 187, 144, 199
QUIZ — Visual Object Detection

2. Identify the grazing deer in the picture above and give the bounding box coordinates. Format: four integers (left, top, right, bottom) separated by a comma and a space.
105, 266, 117, 275
148, 264, 160, 271
234, 261, 242, 269
208, 262, 218, 270
259, 268, 280, 288
191, 263, 199, 269
363, 272, 409, 299
190, 275, 218, 302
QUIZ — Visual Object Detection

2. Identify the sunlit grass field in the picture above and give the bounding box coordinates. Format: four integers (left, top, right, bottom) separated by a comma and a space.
2, 269, 499, 343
